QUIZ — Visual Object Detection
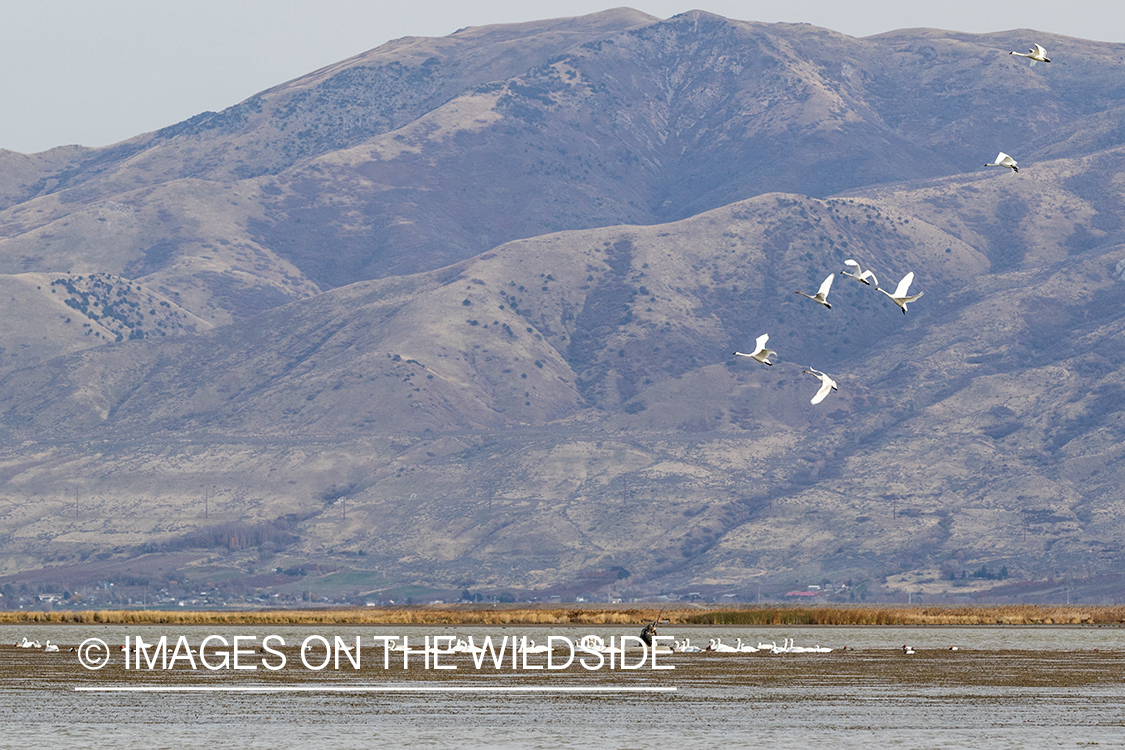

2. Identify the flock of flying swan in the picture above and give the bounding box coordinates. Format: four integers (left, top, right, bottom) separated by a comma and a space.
735, 260, 922, 404
734, 41, 1046, 406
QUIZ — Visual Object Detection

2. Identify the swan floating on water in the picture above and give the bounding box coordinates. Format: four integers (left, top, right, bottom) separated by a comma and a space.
580, 635, 606, 652
707, 638, 739, 653
43, 640, 59, 652
768, 638, 832, 654
795, 273, 835, 309
734, 333, 776, 366
518, 639, 551, 655
876, 271, 924, 314
1010, 43, 1050, 65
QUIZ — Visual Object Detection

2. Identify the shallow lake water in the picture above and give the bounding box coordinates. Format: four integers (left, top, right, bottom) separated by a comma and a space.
2, 624, 1123, 748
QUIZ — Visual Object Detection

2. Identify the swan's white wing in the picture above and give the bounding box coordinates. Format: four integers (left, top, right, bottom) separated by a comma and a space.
893, 271, 915, 298
754, 333, 769, 352
843, 259, 859, 268
864, 270, 879, 286
994, 152, 1010, 164
811, 380, 833, 405
817, 274, 834, 297
819, 273, 837, 296
1034, 44, 1047, 57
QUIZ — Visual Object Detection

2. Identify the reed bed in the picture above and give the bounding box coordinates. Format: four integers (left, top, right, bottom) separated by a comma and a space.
686, 605, 1125, 626
1, 604, 1123, 626
0, 607, 685, 626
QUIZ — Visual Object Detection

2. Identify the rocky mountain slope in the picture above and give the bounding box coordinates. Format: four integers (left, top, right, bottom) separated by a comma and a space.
2, 9, 1125, 603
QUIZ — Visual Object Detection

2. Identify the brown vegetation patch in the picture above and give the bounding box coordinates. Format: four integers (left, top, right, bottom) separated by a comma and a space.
3, 604, 1125, 626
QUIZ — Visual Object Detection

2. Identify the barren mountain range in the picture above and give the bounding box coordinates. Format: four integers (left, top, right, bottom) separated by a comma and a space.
2, 8, 1125, 604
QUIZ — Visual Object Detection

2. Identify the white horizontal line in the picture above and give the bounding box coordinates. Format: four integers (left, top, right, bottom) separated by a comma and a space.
74, 685, 677, 693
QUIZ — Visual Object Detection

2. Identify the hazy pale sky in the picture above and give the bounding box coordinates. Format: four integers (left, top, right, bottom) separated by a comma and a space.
0, 1, 1118, 154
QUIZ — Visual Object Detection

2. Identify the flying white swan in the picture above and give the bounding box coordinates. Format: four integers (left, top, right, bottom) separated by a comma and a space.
734, 333, 776, 366
984, 152, 1018, 172
802, 367, 839, 405
1010, 43, 1050, 65
795, 273, 835, 309
842, 259, 878, 286
876, 271, 924, 314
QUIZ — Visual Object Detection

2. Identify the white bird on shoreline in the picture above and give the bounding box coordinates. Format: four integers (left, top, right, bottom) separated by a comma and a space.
984, 152, 1018, 172
44, 640, 59, 652
518, 639, 550, 655
876, 271, 924, 314
708, 638, 739, 653
1010, 43, 1050, 65
842, 259, 878, 286
803, 367, 839, 405
734, 333, 776, 366
580, 635, 606, 652
795, 273, 835, 309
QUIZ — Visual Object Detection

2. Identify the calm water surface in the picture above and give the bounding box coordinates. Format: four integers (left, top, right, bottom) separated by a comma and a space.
2, 625, 1123, 748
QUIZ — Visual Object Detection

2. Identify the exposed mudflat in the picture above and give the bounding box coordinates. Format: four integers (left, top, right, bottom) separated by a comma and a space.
3, 626, 1124, 748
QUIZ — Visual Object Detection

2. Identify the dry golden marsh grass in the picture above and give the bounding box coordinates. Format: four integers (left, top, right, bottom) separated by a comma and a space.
2, 605, 1124, 626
